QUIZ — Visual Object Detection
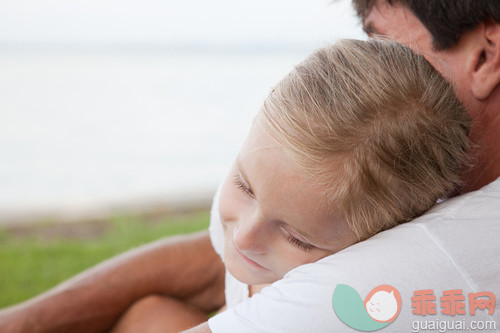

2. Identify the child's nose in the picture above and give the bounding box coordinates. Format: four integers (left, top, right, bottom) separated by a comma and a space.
232, 212, 267, 254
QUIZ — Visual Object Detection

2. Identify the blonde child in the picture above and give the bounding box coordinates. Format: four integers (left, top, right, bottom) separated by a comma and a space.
206, 38, 471, 323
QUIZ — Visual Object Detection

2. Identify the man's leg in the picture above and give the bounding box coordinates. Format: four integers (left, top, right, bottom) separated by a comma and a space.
0, 231, 225, 333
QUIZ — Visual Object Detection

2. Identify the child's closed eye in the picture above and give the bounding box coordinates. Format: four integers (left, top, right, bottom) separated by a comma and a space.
281, 227, 314, 252
233, 174, 254, 198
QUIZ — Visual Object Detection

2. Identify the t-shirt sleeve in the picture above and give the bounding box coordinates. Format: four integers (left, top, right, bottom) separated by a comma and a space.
207, 261, 360, 333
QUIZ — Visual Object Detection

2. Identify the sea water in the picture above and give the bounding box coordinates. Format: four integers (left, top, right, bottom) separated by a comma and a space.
0, 45, 313, 219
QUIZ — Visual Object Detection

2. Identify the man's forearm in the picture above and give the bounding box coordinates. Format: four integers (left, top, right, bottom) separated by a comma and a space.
0, 231, 225, 333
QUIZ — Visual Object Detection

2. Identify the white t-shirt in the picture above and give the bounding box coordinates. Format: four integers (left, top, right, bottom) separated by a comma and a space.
208, 178, 500, 332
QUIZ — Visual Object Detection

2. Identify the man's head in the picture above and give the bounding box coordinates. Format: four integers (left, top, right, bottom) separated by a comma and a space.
353, 0, 500, 109
353, 0, 500, 191
353, 0, 500, 51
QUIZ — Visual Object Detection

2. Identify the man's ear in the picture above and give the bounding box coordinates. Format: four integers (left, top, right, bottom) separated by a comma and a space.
471, 18, 500, 100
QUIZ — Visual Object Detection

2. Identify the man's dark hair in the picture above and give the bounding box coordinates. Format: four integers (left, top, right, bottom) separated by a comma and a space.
353, 0, 500, 50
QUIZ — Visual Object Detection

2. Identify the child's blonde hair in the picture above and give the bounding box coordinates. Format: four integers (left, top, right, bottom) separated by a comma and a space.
262, 39, 471, 240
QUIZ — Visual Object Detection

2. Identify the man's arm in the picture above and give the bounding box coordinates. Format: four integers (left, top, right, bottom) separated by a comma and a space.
0, 231, 225, 333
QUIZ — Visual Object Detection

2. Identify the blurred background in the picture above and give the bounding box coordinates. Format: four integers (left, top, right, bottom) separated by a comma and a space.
0, 0, 365, 308
0, 0, 364, 225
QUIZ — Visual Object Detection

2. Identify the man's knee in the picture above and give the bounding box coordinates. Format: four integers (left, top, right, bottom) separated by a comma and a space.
112, 295, 207, 333
130, 294, 169, 312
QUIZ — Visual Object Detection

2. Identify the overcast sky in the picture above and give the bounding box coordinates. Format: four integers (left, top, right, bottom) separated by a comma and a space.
0, 0, 364, 46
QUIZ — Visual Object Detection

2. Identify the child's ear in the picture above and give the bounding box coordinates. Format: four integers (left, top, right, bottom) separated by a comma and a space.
471, 19, 500, 100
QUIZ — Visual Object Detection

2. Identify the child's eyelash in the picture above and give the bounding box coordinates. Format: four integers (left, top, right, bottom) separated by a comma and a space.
233, 175, 254, 197
284, 231, 314, 252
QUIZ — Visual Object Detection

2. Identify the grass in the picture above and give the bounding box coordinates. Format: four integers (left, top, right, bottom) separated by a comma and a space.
0, 210, 210, 308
